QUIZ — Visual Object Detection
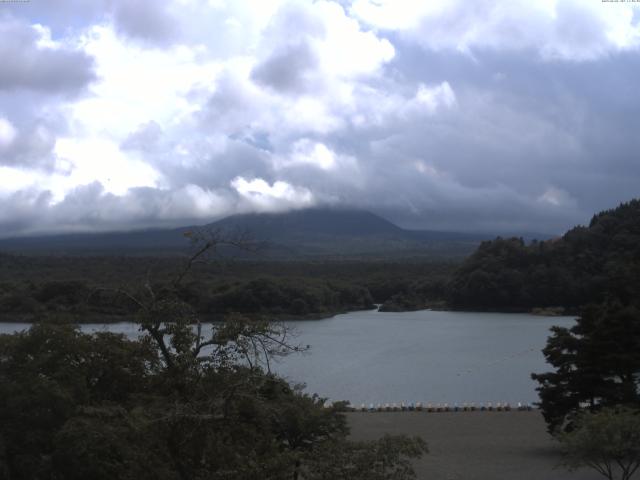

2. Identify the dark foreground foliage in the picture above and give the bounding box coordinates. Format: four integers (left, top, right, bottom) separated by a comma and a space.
558, 407, 640, 480
0, 321, 426, 480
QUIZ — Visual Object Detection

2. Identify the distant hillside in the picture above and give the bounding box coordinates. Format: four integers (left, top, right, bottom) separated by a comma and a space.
0, 227, 190, 254
214, 209, 403, 237
0, 208, 490, 258
213, 208, 493, 257
448, 199, 640, 311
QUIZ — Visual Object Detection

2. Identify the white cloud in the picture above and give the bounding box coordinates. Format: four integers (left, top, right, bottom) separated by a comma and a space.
414, 161, 440, 177
350, 0, 444, 31
408, 82, 457, 115
71, 25, 220, 137
156, 184, 232, 219
54, 137, 161, 198
231, 176, 315, 211
0, 166, 45, 195
351, 0, 640, 61
0, 118, 17, 150
288, 140, 337, 170
538, 186, 577, 207
312, 1, 395, 78
276, 139, 362, 174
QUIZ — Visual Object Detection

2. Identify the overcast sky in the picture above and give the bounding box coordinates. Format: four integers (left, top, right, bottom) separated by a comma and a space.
0, 0, 639, 237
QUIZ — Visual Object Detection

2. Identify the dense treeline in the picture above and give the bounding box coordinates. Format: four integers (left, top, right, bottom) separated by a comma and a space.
377, 278, 447, 312
448, 199, 640, 311
0, 276, 375, 321
183, 277, 375, 317
0, 255, 454, 321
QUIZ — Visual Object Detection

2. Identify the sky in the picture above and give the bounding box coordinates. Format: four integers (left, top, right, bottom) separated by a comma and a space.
0, 0, 639, 237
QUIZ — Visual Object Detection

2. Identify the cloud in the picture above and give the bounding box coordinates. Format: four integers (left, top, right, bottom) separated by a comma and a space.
0, 17, 95, 93
121, 121, 164, 152
351, 0, 640, 61
285, 140, 339, 170
0, 0, 639, 237
231, 176, 315, 212
0, 120, 56, 169
0, 181, 236, 237
538, 186, 577, 207
0, 15, 95, 170
110, 0, 178, 45
0, 118, 17, 149
251, 41, 320, 94
415, 82, 457, 110
0, 177, 314, 238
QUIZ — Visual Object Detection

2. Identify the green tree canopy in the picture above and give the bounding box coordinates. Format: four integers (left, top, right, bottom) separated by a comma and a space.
558, 407, 640, 480
449, 199, 640, 311
532, 303, 640, 433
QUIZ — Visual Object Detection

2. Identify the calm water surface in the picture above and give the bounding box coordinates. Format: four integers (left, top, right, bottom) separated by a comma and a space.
0, 309, 575, 405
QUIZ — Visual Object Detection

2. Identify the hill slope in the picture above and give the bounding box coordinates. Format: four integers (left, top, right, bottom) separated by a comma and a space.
214, 209, 403, 238
448, 199, 640, 311
0, 208, 487, 258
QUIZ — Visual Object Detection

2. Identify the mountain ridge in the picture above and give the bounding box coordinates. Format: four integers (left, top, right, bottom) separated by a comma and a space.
0, 208, 547, 257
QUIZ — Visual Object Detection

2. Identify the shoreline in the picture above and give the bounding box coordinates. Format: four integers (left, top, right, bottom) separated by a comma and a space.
0, 305, 577, 325
0, 310, 354, 324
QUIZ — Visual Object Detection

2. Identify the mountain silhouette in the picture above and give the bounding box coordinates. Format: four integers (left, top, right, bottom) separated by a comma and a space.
0, 208, 532, 257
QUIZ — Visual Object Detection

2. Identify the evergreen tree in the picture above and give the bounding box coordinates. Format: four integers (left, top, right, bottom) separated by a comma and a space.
532, 303, 640, 433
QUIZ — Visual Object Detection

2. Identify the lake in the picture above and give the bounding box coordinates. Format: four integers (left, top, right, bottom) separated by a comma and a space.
0, 309, 575, 406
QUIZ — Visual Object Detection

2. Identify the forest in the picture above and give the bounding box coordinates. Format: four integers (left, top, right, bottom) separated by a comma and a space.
447, 199, 640, 312
1, 200, 639, 321
0, 254, 454, 322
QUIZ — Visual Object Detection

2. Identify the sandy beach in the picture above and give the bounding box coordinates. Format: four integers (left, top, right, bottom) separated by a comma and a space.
347, 411, 602, 480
